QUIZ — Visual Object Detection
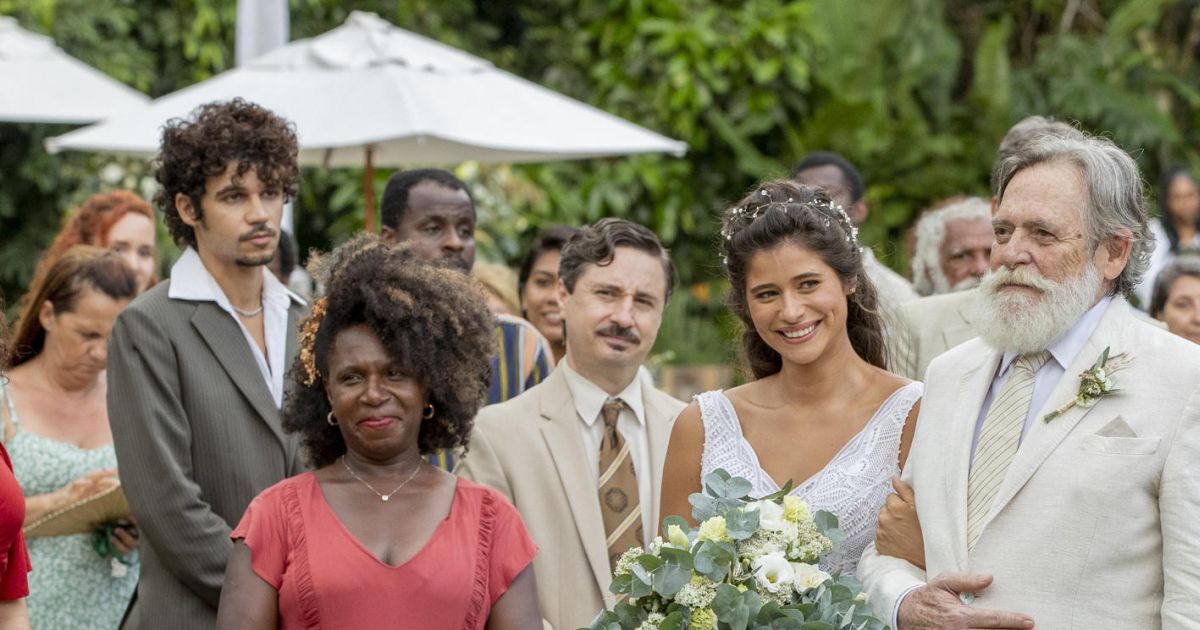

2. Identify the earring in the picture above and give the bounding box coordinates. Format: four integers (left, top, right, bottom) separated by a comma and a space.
423, 403, 435, 420
326, 411, 338, 426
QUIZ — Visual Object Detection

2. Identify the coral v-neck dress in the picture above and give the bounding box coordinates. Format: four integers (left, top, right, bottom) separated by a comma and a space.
232, 474, 536, 629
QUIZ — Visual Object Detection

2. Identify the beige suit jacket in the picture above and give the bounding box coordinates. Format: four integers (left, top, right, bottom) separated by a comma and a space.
887, 288, 979, 380
859, 298, 1200, 628
457, 367, 685, 630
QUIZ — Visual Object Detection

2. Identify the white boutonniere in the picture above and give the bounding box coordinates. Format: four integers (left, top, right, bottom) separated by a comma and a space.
1044, 346, 1130, 422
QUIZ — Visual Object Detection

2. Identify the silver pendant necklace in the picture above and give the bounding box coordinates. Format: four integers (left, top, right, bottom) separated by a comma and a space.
231, 303, 264, 317
340, 455, 422, 502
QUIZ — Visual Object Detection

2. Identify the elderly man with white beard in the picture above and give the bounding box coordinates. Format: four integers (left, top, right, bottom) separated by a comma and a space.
858, 133, 1200, 629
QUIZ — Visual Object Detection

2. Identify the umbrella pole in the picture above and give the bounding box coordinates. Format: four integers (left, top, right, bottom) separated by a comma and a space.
364, 146, 376, 233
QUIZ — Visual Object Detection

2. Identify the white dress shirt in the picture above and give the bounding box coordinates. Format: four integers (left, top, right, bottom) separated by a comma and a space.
167, 247, 304, 408
559, 358, 653, 542
970, 295, 1112, 460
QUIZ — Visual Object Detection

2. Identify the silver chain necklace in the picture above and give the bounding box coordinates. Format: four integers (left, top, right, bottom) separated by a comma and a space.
231, 303, 264, 317
340, 455, 422, 502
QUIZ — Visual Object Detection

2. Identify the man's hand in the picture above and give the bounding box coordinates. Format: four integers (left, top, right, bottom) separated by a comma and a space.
876, 476, 926, 569
898, 572, 1034, 630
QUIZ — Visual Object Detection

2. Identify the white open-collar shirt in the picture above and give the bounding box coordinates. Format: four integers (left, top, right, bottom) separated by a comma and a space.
168, 247, 305, 408
559, 358, 653, 542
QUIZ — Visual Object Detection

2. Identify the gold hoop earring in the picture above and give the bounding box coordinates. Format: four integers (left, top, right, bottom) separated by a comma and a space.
422, 403, 435, 420
326, 411, 338, 426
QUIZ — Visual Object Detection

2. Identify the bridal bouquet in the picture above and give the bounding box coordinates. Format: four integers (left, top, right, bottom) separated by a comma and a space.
586, 469, 887, 630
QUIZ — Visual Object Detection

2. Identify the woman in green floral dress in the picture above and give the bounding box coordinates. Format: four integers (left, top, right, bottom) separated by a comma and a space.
1, 248, 141, 629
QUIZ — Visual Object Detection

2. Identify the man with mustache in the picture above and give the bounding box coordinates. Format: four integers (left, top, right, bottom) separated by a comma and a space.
889, 116, 1083, 380
859, 133, 1200, 628
106, 99, 308, 629
458, 218, 685, 630
378, 168, 553, 471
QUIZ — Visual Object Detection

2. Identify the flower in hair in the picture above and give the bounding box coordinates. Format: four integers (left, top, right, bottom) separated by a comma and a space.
299, 296, 328, 386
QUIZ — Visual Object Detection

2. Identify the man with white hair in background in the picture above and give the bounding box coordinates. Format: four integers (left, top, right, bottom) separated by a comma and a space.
889, 117, 1083, 379
910, 197, 993, 297
859, 133, 1200, 628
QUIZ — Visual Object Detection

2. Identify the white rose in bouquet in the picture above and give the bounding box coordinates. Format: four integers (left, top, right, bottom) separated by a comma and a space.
791, 562, 832, 592
751, 551, 794, 593
745, 499, 786, 531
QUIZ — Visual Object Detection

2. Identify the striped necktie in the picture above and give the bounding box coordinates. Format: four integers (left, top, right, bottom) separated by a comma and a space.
598, 398, 642, 571
966, 351, 1050, 551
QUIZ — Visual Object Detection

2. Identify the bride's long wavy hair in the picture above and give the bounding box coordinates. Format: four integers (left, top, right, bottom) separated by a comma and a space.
719, 180, 887, 379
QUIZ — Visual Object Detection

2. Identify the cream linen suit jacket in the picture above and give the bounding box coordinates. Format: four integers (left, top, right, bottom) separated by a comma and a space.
887, 288, 980, 380
457, 367, 685, 630
859, 298, 1200, 629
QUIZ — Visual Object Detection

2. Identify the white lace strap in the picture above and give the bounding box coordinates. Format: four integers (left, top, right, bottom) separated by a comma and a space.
695, 390, 740, 445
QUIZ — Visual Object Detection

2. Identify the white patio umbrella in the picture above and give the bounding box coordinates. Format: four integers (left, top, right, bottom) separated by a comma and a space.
47, 11, 687, 229
0, 16, 148, 123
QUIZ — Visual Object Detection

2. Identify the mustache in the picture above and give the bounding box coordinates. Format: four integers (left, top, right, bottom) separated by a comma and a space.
596, 322, 640, 344
981, 266, 1055, 294
239, 227, 277, 242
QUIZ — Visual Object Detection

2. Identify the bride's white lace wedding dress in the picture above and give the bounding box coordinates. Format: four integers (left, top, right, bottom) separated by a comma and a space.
696, 382, 922, 578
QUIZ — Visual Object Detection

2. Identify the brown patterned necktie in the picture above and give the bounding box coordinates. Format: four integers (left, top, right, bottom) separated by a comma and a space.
598, 398, 642, 571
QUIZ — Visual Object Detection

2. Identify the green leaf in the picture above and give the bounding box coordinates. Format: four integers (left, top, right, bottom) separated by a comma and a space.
653, 547, 694, 596
725, 506, 760, 540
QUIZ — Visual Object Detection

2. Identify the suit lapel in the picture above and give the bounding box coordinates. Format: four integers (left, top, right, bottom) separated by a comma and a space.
190, 303, 287, 445
537, 369, 612, 595
943, 346, 1003, 567
982, 301, 1129, 526
642, 388, 673, 535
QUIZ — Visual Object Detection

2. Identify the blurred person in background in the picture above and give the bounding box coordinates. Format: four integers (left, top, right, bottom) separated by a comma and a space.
1149, 256, 1200, 345
216, 235, 539, 629
1133, 165, 1200, 307
267, 230, 314, 300
2, 247, 140, 629
23, 190, 158, 303
518, 225, 578, 364
0, 296, 32, 630
791, 151, 919, 311
379, 168, 553, 471
910, 197, 992, 296
473, 261, 521, 316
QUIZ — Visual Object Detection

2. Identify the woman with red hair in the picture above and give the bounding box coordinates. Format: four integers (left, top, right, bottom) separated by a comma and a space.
24, 190, 158, 301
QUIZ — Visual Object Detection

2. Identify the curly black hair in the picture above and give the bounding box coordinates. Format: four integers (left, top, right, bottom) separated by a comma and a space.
282, 234, 496, 468
720, 180, 887, 378
153, 98, 300, 248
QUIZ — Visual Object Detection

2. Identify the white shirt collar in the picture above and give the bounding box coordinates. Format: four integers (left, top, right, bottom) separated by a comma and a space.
559, 357, 646, 427
999, 294, 1112, 373
167, 247, 305, 307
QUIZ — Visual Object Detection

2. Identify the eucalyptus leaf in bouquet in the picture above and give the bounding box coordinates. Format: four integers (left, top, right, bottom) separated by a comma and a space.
584, 469, 888, 630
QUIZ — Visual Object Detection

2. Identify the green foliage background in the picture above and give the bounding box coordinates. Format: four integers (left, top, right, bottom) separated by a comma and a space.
3, 0, 1200, 362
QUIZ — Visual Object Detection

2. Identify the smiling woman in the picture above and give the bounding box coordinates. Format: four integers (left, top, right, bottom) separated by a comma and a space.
659, 180, 926, 579
216, 234, 542, 630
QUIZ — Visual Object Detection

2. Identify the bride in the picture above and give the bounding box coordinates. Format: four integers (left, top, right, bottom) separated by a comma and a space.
660, 180, 923, 577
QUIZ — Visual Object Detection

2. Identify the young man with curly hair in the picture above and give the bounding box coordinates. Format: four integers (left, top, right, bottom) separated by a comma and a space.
105, 99, 308, 630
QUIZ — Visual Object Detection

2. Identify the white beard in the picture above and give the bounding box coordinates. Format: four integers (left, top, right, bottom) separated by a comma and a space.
930, 268, 982, 295
975, 262, 1102, 355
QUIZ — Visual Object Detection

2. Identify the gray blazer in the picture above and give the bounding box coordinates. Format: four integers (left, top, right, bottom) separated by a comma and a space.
106, 281, 307, 630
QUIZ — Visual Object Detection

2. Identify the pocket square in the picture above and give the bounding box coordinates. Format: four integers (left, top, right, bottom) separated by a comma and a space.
1095, 416, 1137, 438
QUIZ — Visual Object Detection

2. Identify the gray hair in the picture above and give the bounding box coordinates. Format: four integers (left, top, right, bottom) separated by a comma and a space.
995, 134, 1153, 298
991, 116, 1083, 195
911, 197, 992, 296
